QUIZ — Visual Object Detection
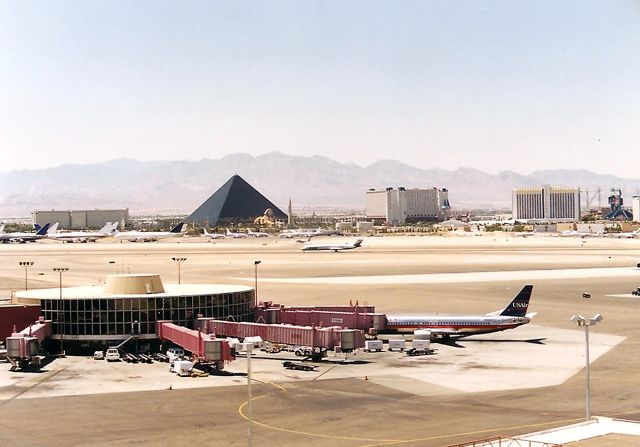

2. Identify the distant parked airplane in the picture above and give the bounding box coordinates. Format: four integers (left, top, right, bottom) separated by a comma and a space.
560, 230, 603, 238
247, 229, 269, 238
0, 223, 51, 243
203, 228, 226, 239
48, 222, 118, 243
606, 229, 640, 239
114, 223, 186, 242
301, 239, 363, 252
384, 285, 535, 338
226, 228, 248, 239
280, 228, 328, 238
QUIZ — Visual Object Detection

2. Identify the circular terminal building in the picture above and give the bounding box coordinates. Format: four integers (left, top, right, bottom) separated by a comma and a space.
14, 274, 254, 348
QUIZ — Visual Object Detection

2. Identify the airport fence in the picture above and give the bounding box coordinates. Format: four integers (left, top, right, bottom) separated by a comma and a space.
443, 437, 561, 447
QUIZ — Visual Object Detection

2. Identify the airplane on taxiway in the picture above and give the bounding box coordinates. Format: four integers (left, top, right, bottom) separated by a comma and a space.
47, 222, 119, 243
301, 239, 363, 252
384, 285, 535, 338
114, 223, 186, 242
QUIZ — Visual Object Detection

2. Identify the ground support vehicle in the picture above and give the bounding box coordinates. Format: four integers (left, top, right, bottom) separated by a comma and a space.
632, 288, 640, 296
137, 353, 153, 363
153, 353, 169, 362
262, 342, 282, 353
123, 352, 139, 363
166, 347, 185, 363
170, 359, 195, 376
388, 339, 406, 352
93, 351, 104, 360
282, 361, 318, 371
293, 346, 312, 357
364, 340, 383, 352
105, 348, 121, 362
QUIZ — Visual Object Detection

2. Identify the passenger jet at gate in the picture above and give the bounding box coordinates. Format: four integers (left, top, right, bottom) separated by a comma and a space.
301, 239, 363, 252
384, 285, 535, 338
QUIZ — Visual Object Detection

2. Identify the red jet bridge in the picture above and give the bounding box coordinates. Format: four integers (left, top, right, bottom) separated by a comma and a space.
6, 318, 52, 371
156, 321, 235, 370
197, 318, 365, 360
254, 302, 386, 335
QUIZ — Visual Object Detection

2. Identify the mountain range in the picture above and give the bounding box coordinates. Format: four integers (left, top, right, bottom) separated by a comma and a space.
1, 152, 638, 216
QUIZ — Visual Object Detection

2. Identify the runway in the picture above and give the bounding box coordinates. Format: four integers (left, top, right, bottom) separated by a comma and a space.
258, 266, 640, 284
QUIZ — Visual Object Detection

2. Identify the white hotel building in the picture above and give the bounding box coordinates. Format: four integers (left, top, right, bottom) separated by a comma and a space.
512, 186, 581, 222
366, 187, 450, 225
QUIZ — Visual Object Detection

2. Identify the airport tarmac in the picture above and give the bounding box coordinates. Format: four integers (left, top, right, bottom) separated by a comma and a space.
1, 234, 640, 446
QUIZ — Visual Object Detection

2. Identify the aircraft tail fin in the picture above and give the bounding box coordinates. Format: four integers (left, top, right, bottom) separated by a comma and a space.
499, 285, 533, 317
36, 223, 51, 236
354, 239, 363, 248
170, 223, 186, 233
48, 222, 59, 234
203, 228, 211, 236
98, 222, 114, 234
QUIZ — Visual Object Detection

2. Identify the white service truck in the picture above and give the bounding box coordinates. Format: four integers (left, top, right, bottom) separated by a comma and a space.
170, 359, 195, 376
364, 340, 383, 352
105, 348, 120, 362
387, 339, 406, 352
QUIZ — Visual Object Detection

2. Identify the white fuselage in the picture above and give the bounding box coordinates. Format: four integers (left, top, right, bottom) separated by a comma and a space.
302, 243, 354, 251
384, 314, 531, 336
48, 231, 111, 242
114, 231, 183, 242
0, 231, 47, 243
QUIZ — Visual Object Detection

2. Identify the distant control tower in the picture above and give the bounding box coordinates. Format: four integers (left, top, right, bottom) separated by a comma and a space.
605, 188, 632, 220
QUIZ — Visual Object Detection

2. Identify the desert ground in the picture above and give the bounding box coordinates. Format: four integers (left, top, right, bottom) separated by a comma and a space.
0, 233, 639, 446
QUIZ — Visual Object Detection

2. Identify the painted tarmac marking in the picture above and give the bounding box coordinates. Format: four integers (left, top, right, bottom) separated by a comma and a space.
312, 364, 337, 380
238, 394, 402, 443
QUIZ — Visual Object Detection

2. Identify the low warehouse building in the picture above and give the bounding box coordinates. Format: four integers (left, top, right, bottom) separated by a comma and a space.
12, 274, 254, 348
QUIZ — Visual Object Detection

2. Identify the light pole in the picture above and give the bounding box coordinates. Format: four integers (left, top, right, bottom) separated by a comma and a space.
247, 345, 253, 447
171, 257, 187, 284
570, 313, 603, 421
253, 260, 261, 307
19, 261, 34, 291
53, 267, 69, 356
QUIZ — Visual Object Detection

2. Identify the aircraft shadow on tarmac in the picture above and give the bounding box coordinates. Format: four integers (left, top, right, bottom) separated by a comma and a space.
437, 337, 547, 349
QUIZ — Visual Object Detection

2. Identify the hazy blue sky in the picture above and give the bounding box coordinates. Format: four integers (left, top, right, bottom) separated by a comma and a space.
1, 1, 639, 175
